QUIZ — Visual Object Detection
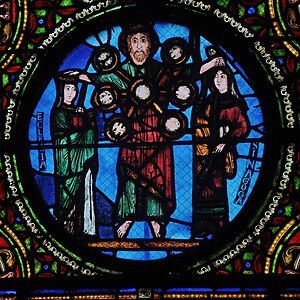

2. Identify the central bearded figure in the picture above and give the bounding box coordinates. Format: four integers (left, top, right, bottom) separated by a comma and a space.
77, 24, 177, 239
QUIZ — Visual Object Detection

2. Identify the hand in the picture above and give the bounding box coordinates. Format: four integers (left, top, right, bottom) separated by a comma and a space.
79, 73, 91, 82
75, 106, 84, 113
213, 143, 225, 153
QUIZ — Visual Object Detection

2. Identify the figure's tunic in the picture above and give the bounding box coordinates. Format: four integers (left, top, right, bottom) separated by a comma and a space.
91, 60, 176, 223
192, 91, 250, 238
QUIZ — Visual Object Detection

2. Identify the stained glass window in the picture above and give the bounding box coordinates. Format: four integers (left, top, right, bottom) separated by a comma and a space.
0, 0, 299, 298
26, 21, 265, 263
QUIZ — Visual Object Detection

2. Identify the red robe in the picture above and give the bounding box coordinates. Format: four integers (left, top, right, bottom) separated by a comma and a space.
192, 91, 250, 238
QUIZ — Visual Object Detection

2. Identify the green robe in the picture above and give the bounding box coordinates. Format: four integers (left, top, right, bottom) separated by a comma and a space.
51, 104, 97, 235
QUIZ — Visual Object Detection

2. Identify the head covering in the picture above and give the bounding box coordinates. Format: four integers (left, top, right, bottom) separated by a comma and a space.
54, 70, 78, 107
118, 23, 160, 58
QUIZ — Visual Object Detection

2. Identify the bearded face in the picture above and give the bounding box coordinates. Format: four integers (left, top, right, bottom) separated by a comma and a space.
127, 32, 151, 66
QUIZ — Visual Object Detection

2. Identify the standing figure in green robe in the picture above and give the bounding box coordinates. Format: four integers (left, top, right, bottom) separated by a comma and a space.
50, 71, 98, 237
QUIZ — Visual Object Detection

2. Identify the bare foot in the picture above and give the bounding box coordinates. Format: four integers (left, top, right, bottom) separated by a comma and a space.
151, 221, 161, 238
0, 272, 14, 278
285, 269, 300, 274
117, 220, 132, 238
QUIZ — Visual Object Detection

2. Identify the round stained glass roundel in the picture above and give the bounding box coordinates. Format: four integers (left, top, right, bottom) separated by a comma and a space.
27, 21, 265, 263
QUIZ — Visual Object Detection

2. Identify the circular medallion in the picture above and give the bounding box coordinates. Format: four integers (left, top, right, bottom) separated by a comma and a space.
105, 114, 130, 142
92, 84, 119, 112
130, 79, 156, 107
160, 109, 188, 140
91, 45, 120, 73
169, 80, 198, 109
161, 37, 191, 65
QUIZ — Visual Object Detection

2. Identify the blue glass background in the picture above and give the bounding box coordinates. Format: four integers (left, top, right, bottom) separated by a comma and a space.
28, 22, 265, 261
